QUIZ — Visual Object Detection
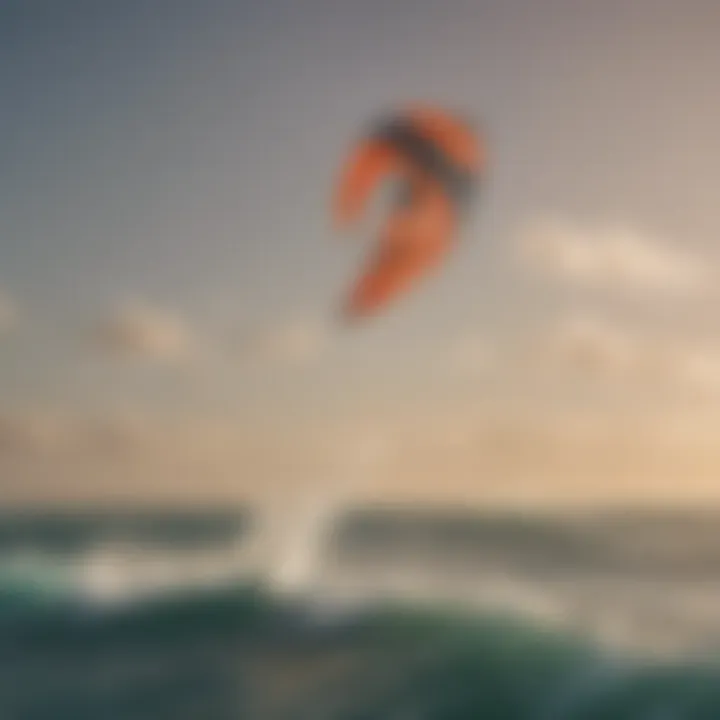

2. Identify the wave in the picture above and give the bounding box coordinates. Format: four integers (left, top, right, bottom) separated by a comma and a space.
4, 505, 720, 659
2, 505, 720, 717
1, 582, 720, 719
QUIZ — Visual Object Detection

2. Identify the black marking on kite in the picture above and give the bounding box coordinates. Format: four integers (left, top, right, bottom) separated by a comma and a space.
372, 118, 476, 207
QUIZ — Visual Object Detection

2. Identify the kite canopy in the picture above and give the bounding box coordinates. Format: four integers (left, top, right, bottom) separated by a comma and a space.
333, 104, 485, 322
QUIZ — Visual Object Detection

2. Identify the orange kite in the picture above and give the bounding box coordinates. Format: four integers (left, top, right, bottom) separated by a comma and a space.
333, 104, 485, 322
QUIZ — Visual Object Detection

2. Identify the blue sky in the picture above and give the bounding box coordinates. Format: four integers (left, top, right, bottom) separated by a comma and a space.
2, 0, 720, 505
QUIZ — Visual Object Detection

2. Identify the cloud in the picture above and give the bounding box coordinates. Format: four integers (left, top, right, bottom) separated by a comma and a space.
0, 408, 166, 463
240, 318, 328, 367
633, 340, 720, 397
669, 343, 720, 395
4, 403, 720, 506
0, 408, 347, 504
535, 311, 720, 397
518, 219, 711, 296
92, 300, 192, 363
363, 407, 720, 507
544, 313, 637, 377
447, 333, 494, 375
0, 409, 76, 458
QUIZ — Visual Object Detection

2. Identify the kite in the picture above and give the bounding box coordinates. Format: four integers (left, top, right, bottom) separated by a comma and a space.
333, 104, 485, 322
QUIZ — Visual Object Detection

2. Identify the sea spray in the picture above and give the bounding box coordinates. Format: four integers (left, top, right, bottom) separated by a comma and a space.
257, 429, 391, 607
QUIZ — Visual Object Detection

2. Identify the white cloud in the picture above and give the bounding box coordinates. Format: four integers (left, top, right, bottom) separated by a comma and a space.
545, 313, 637, 377
240, 318, 328, 367
92, 300, 192, 363
0, 408, 346, 504
4, 404, 720, 506
670, 343, 720, 395
364, 406, 720, 507
536, 311, 720, 397
628, 339, 720, 397
447, 333, 494, 375
519, 219, 711, 296
0, 409, 76, 458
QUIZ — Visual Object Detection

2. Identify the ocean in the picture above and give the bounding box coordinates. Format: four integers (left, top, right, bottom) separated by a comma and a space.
1, 506, 720, 719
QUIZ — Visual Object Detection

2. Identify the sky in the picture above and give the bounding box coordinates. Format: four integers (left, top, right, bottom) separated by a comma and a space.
2, 0, 720, 506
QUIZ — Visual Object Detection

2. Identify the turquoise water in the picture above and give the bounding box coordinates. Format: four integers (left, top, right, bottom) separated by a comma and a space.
2, 507, 720, 718
2, 582, 720, 719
